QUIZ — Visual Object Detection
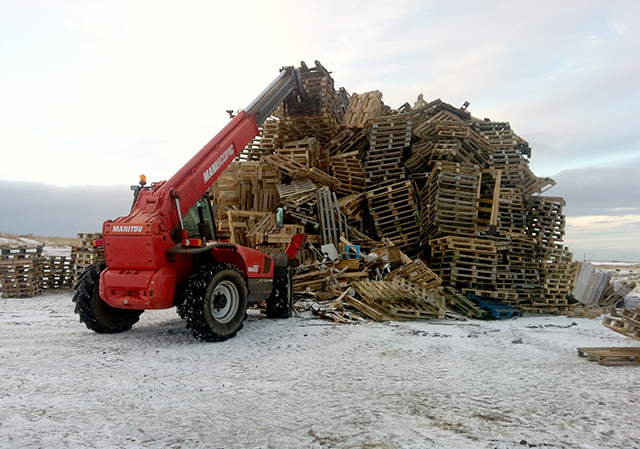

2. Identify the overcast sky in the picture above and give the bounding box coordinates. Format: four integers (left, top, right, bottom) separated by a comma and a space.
0, 1, 638, 261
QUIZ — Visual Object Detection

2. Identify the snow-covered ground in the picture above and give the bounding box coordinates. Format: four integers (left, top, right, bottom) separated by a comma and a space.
1, 292, 638, 449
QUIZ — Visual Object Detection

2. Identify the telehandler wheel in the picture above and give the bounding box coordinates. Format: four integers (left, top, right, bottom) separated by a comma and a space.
266, 265, 293, 318
181, 262, 248, 342
72, 261, 143, 333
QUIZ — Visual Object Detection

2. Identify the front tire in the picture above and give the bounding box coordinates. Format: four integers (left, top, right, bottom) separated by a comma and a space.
72, 261, 143, 333
181, 262, 248, 342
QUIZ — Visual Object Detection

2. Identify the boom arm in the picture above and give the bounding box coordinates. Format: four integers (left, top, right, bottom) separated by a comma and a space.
133, 66, 310, 231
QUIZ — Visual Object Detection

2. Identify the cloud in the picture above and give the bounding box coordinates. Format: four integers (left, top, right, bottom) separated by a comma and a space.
0, 181, 132, 237
547, 159, 640, 217
1, 0, 638, 187
564, 215, 640, 262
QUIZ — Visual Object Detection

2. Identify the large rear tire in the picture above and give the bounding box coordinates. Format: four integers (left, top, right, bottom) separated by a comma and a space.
72, 261, 143, 333
180, 262, 248, 342
266, 265, 293, 318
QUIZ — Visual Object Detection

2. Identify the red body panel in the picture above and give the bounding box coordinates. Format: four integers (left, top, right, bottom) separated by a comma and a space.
100, 111, 264, 310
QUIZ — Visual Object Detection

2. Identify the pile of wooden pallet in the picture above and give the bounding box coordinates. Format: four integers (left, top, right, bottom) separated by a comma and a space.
42, 255, 75, 290
0, 245, 43, 298
205, 60, 633, 320
0, 233, 103, 297
72, 233, 105, 284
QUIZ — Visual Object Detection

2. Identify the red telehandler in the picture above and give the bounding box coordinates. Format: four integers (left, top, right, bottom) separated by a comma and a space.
72, 66, 314, 341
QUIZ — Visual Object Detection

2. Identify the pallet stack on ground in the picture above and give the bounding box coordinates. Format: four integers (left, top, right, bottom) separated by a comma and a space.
494, 234, 543, 305
0, 245, 44, 298
428, 236, 499, 294
534, 244, 574, 310
42, 255, 76, 290
521, 196, 573, 312
73, 233, 105, 284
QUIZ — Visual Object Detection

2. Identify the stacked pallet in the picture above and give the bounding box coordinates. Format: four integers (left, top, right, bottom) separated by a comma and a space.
236, 161, 280, 212
429, 236, 499, 294
496, 188, 527, 234
73, 233, 105, 283
364, 114, 412, 188
420, 162, 480, 244
0, 245, 43, 298
209, 160, 280, 234
523, 197, 572, 312
366, 181, 420, 254
42, 255, 75, 290
329, 151, 366, 196
343, 91, 385, 129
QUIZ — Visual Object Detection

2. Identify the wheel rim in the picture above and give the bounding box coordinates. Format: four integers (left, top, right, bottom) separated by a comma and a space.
209, 280, 240, 324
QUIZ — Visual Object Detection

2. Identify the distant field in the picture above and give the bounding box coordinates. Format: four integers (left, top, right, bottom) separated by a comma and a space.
0, 232, 80, 248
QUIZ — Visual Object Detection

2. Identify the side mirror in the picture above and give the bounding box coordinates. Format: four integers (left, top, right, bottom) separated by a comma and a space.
275, 207, 284, 229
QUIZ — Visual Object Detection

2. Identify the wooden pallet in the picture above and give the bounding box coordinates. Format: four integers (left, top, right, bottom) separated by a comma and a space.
323, 128, 368, 157
577, 347, 640, 366
330, 151, 366, 195
263, 154, 341, 190
603, 316, 640, 342
386, 259, 442, 290
343, 91, 384, 128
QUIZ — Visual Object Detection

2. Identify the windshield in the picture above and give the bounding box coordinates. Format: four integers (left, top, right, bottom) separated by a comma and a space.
172, 196, 217, 242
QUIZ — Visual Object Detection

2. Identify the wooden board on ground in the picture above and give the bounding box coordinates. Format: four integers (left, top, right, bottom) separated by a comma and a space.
577, 347, 640, 366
